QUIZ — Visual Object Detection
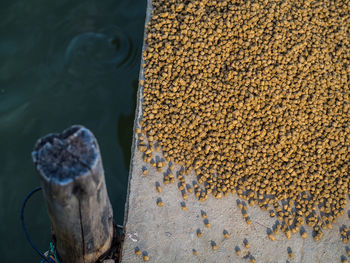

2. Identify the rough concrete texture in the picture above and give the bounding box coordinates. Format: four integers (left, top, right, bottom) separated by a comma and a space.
121, 1, 350, 262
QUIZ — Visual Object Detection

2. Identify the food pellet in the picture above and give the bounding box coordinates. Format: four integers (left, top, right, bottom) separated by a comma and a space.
140, 0, 350, 241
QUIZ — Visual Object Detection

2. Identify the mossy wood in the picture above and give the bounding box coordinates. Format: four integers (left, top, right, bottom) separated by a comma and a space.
32, 125, 114, 263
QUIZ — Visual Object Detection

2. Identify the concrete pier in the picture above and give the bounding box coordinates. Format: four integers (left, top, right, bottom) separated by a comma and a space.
120, 1, 350, 262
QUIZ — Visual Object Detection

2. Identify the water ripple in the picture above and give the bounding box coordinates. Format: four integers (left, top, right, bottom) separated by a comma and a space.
63, 25, 132, 76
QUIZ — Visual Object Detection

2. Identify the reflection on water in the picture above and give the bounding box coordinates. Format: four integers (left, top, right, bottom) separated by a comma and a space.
0, 0, 146, 262
118, 79, 138, 170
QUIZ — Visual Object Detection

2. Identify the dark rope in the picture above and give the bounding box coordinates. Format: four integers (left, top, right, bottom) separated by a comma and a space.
20, 186, 51, 263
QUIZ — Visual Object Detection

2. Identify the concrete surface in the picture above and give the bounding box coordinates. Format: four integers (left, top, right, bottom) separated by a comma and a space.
120, 1, 350, 262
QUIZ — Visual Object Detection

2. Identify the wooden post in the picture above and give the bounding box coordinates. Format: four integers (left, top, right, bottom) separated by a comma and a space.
32, 125, 114, 263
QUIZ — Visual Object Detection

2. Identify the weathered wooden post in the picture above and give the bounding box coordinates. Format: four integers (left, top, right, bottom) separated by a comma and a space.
32, 125, 114, 263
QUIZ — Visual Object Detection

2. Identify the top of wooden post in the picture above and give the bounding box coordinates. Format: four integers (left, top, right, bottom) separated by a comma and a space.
32, 125, 99, 185
32, 125, 114, 263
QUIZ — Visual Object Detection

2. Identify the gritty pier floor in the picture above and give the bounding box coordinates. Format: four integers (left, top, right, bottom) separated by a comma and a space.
122, 124, 350, 263
121, 168, 349, 263
120, 1, 349, 262
121, 143, 350, 263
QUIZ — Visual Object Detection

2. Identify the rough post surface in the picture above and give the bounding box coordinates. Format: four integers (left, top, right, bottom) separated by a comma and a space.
32, 125, 114, 263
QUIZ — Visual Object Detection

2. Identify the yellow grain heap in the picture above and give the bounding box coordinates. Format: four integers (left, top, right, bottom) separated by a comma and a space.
139, 0, 349, 237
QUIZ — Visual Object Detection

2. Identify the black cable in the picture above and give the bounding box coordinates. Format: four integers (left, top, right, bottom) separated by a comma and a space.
21, 186, 123, 263
20, 186, 51, 263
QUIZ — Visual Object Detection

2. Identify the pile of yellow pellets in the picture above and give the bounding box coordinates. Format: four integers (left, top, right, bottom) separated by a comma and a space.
138, 0, 349, 241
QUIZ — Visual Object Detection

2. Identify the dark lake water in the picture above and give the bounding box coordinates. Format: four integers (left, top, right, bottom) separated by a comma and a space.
0, 0, 146, 262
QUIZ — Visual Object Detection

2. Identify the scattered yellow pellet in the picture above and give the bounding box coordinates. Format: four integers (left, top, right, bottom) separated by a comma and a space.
155, 182, 161, 193
301, 231, 308, 239
135, 247, 141, 255
157, 198, 163, 207
223, 230, 230, 239
243, 239, 250, 249
235, 246, 241, 256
